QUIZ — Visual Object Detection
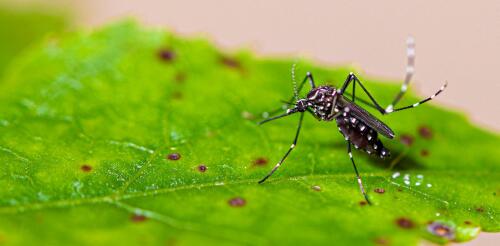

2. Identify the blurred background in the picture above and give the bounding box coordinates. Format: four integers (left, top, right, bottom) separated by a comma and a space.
2, 0, 498, 131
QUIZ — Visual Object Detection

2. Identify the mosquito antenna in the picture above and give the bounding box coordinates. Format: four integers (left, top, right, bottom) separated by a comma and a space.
291, 63, 299, 101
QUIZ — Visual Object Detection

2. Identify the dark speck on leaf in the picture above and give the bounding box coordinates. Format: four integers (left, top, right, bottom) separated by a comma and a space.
220, 55, 241, 69
167, 153, 181, 160
197, 164, 207, 173
396, 217, 415, 229
475, 207, 484, 213
253, 157, 268, 166
174, 72, 186, 83
464, 220, 472, 225
80, 164, 92, 172
400, 134, 414, 146
427, 222, 455, 240
373, 237, 389, 245
172, 91, 183, 100
418, 126, 433, 139
374, 188, 385, 194
228, 197, 246, 207
131, 214, 147, 223
359, 201, 367, 206
158, 48, 175, 62
420, 149, 430, 157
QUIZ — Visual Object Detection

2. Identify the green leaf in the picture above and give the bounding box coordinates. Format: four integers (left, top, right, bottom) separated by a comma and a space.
0, 22, 498, 245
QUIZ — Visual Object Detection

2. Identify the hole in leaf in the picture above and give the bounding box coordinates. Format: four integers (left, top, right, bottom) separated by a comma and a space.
427, 221, 455, 240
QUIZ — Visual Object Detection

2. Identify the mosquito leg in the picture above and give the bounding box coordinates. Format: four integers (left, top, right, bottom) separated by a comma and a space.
259, 112, 305, 183
386, 36, 415, 112
347, 141, 372, 205
390, 82, 447, 113
350, 74, 447, 115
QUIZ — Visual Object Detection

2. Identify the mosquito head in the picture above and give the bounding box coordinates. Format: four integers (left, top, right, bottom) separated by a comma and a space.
294, 99, 308, 112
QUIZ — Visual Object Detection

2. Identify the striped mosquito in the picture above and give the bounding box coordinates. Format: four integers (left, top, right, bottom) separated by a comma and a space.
258, 37, 447, 204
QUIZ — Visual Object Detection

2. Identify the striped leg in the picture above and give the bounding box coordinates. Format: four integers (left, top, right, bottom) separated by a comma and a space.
258, 112, 305, 183
342, 37, 447, 115
385, 36, 416, 112
348, 74, 447, 115
347, 141, 371, 204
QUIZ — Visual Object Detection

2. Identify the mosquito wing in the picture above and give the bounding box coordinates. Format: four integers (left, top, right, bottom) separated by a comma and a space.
339, 98, 395, 139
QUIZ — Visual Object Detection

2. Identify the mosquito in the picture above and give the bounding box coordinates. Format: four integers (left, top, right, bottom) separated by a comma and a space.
257, 37, 447, 204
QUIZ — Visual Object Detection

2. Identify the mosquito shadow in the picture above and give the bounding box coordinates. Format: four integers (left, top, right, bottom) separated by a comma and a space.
369, 148, 425, 171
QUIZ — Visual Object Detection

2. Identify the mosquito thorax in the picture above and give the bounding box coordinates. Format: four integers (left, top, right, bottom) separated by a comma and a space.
306, 85, 339, 121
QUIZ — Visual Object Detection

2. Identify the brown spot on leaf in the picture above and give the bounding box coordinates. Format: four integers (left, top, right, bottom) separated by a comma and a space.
464, 220, 472, 225
220, 55, 241, 69
396, 217, 415, 229
427, 222, 455, 240
131, 214, 147, 223
158, 48, 175, 62
253, 157, 268, 166
420, 149, 430, 157
197, 164, 207, 173
359, 201, 368, 206
228, 197, 246, 207
167, 153, 181, 160
174, 72, 186, 83
80, 164, 92, 172
172, 91, 183, 100
418, 126, 433, 139
374, 188, 385, 194
475, 207, 484, 213
400, 134, 414, 146
373, 237, 389, 245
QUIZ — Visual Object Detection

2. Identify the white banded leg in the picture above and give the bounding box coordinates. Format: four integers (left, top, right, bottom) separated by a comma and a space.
386, 81, 448, 113
347, 141, 371, 204
258, 112, 305, 183
386, 36, 416, 112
